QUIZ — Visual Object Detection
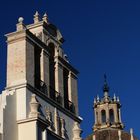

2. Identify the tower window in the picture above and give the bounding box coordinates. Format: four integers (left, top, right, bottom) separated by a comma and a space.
34, 46, 41, 89
63, 68, 69, 109
101, 110, 106, 123
49, 43, 55, 99
109, 109, 114, 123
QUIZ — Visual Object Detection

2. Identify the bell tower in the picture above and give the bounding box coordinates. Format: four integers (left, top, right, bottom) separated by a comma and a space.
86, 75, 138, 140
0, 11, 82, 140
93, 75, 124, 131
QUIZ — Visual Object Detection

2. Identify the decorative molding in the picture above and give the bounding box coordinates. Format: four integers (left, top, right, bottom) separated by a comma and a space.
27, 83, 82, 123
60, 118, 66, 139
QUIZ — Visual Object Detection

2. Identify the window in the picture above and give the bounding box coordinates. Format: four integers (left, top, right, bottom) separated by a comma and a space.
49, 43, 55, 99
63, 68, 69, 109
34, 46, 41, 88
101, 110, 106, 123
109, 109, 114, 123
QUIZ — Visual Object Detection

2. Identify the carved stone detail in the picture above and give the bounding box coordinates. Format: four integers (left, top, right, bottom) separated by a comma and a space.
29, 94, 40, 118
73, 122, 82, 140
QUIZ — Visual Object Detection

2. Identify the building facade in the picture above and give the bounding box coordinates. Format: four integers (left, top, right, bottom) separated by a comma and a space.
86, 76, 138, 140
0, 12, 82, 140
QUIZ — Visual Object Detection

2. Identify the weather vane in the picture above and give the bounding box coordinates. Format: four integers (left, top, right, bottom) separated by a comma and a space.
103, 73, 109, 92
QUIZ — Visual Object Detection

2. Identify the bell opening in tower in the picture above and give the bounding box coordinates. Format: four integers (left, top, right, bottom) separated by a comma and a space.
34, 45, 42, 89
49, 43, 56, 100
63, 68, 69, 109
101, 110, 106, 123
109, 109, 114, 123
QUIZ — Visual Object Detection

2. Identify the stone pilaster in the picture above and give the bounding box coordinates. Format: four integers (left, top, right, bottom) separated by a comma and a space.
118, 108, 122, 123
55, 61, 64, 106
118, 130, 122, 140
33, 11, 40, 24
40, 50, 50, 95
68, 71, 79, 115
60, 118, 65, 139
114, 105, 119, 123
106, 105, 109, 124
94, 109, 97, 125
54, 108, 60, 135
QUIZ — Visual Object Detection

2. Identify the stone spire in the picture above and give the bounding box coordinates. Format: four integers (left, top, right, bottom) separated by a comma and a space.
103, 74, 109, 97
60, 118, 66, 139
113, 93, 117, 101
97, 95, 100, 102
34, 11, 40, 24
103, 74, 110, 103
130, 128, 134, 140
42, 13, 48, 23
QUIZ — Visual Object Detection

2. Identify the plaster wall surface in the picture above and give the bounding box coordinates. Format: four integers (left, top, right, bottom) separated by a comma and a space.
18, 121, 37, 140
2, 90, 18, 140
7, 40, 26, 87
16, 87, 32, 120
28, 26, 43, 40
26, 41, 35, 87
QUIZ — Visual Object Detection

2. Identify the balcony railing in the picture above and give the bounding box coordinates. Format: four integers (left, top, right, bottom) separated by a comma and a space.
65, 100, 75, 113
39, 80, 48, 95
35, 77, 75, 113
49, 86, 62, 104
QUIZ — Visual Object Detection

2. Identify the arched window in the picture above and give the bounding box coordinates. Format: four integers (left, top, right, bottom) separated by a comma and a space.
101, 110, 106, 123
109, 109, 114, 123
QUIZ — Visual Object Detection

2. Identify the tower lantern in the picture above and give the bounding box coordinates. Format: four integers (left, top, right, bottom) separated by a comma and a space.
86, 76, 138, 140
93, 76, 124, 131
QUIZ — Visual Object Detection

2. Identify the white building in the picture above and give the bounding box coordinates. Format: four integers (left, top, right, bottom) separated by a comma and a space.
0, 12, 82, 140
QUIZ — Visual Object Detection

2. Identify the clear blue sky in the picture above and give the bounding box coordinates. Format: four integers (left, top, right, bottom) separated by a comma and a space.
0, 0, 140, 138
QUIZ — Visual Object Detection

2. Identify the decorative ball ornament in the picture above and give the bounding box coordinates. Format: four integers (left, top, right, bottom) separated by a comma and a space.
18, 17, 24, 23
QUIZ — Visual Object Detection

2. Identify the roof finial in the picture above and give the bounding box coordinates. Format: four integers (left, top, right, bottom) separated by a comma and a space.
34, 11, 40, 24
117, 96, 120, 102
130, 128, 134, 140
94, 98, 97, 104
18, 17, 24, 23
113, 93, 117, 101
42, 13, 48, 23
16, 17, 26, 31
97, 95, 100, 102
103, 74, 109, 93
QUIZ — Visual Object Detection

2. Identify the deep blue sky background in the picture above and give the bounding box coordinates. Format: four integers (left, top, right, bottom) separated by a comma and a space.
0, 0, 140, 138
